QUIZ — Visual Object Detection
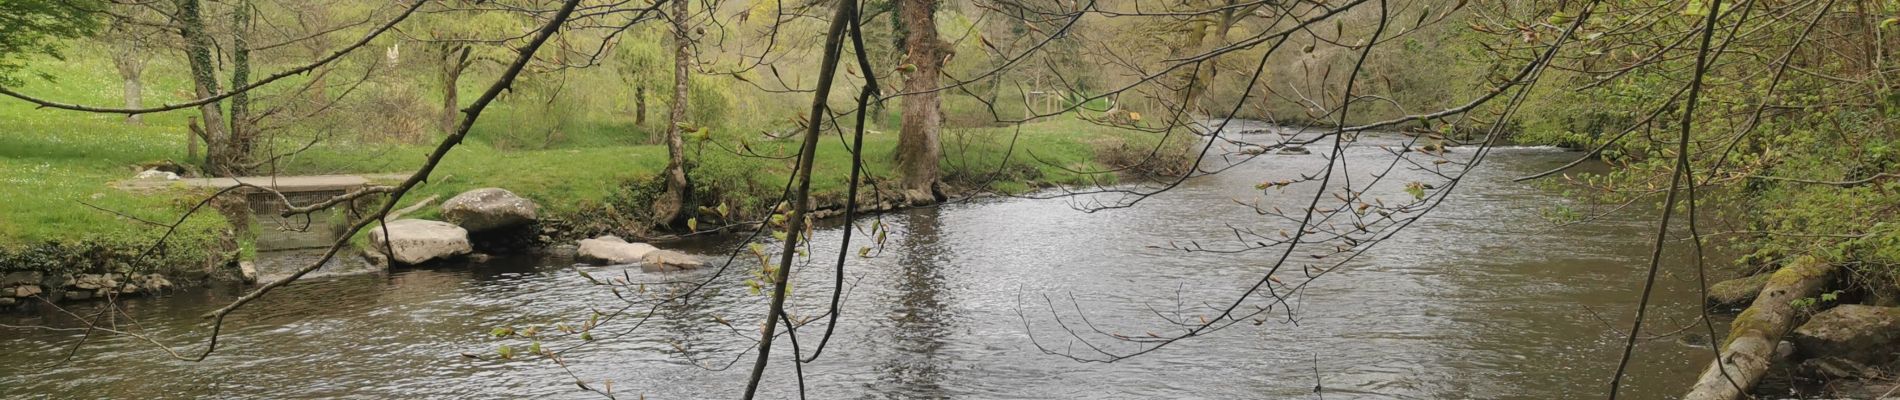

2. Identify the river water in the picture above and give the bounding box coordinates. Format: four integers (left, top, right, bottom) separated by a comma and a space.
2, 126, 1726, 399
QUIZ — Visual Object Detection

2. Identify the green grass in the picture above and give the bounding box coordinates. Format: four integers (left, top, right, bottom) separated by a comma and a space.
1, 45, 1174, 274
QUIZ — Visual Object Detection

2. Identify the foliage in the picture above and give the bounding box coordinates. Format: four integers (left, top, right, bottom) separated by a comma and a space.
0, 0, 101, 85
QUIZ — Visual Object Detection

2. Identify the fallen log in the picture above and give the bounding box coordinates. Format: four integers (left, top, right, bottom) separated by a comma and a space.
1684, 255, 1837, 400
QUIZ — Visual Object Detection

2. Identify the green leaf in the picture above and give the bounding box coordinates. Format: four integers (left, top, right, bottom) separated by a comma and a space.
1405, 182, 1426, 200
687, 218, 700, 231
498, 345, 514, 359
1548, 11, 1574, 25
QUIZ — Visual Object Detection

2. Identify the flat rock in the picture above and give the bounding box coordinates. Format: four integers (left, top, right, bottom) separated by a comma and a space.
641, 249, 706, 272
1793, 304, 1900, 365
442, 188, 539, 232
368, 219, 472, 265
576, 236, 657, 265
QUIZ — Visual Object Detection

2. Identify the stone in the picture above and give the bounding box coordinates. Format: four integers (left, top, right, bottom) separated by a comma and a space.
72, 274, 102, 290
14, 285, 41, 298
135, 169, 180, 180
576, 236, 657, 265
240, 261, 258, 283
1278, 145, 1311, 155
1708, 273, 1771, 308
640, 249, 706, 272
1792, 304, 1900, 365
368, 219, 473, 265
0, 297, 14, 306
138, 274, 172, 290
119, 284, 140, 294
468, 253, 493, 263
64, 290, 91, 301
1239, 146, 1269, 155
1799, 357, 1876, 379
1, 271, 42, 286
441, 188, 540, 232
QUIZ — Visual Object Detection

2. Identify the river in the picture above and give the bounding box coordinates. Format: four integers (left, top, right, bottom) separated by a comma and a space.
1, 126, 1724, 399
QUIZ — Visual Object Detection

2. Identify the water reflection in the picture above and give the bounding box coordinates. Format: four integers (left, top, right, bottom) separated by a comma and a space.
868, 208, 954, 398
0, 130, 1722, 399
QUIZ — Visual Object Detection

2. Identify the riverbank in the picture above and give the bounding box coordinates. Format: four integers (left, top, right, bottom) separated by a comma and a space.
0, 84, 1190, 307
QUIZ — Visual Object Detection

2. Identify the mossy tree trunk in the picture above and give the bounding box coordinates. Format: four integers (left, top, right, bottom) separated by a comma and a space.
226, 0, 255, 174
1684, 256, 1838, 400
893, 0, 944, 204
176, 0, 231, 176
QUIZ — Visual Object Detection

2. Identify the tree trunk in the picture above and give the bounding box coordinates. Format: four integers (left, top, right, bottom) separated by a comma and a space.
1683, 256, 1838, 400
650, 0, 692, 227
187, 117, 204, 161
893, 0, 944, 204
226, 0, 255, 174
111, 41, 147, 126
176, 0, 231, 176
440, 45, 469, 136
634, 85, 647, 126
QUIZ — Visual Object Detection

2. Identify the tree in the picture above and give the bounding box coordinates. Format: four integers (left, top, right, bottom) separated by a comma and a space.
892, 0, 946, 204
174, 0, 237, 176
101, 14, 158, 126
614, 30, 666, 127
411, 1, 519, 136
650, 0, 693, 226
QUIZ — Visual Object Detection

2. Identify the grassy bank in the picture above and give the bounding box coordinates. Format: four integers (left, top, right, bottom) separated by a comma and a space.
0, 48, 1185, 279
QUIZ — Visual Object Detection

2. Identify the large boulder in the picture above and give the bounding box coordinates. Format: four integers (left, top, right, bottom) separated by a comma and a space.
641, 249, 706, 272
1708, 273, 1771, 308
441, 188, 539, 232
368, 219, 472, 265
1792, 304, 1900, 365
576, 236, 657, 265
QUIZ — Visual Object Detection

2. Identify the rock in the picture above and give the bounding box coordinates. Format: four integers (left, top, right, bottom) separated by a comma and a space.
14, 285, 41, 298
1278, 145, 1311, 155
468, 253, 493, 263
1, 271, 42, 286
1792, 304, 1900, 365
72, 274, 102, 290
441, 188, 540, 232
1708, 273, 1771, 308
1800, 357, 1877, 379
0, 297, 14, 306
640, 249, 706, 272
576, 236, 657, 265
137, 274, 172, 290
1774, 340, 1796, 362
1239, 146, 1269, 155
119, 284, 140, 294
64, 290, 91, 301
239, 261, 258, 283
135, 169, 180, 180
368, 219, 473, 265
